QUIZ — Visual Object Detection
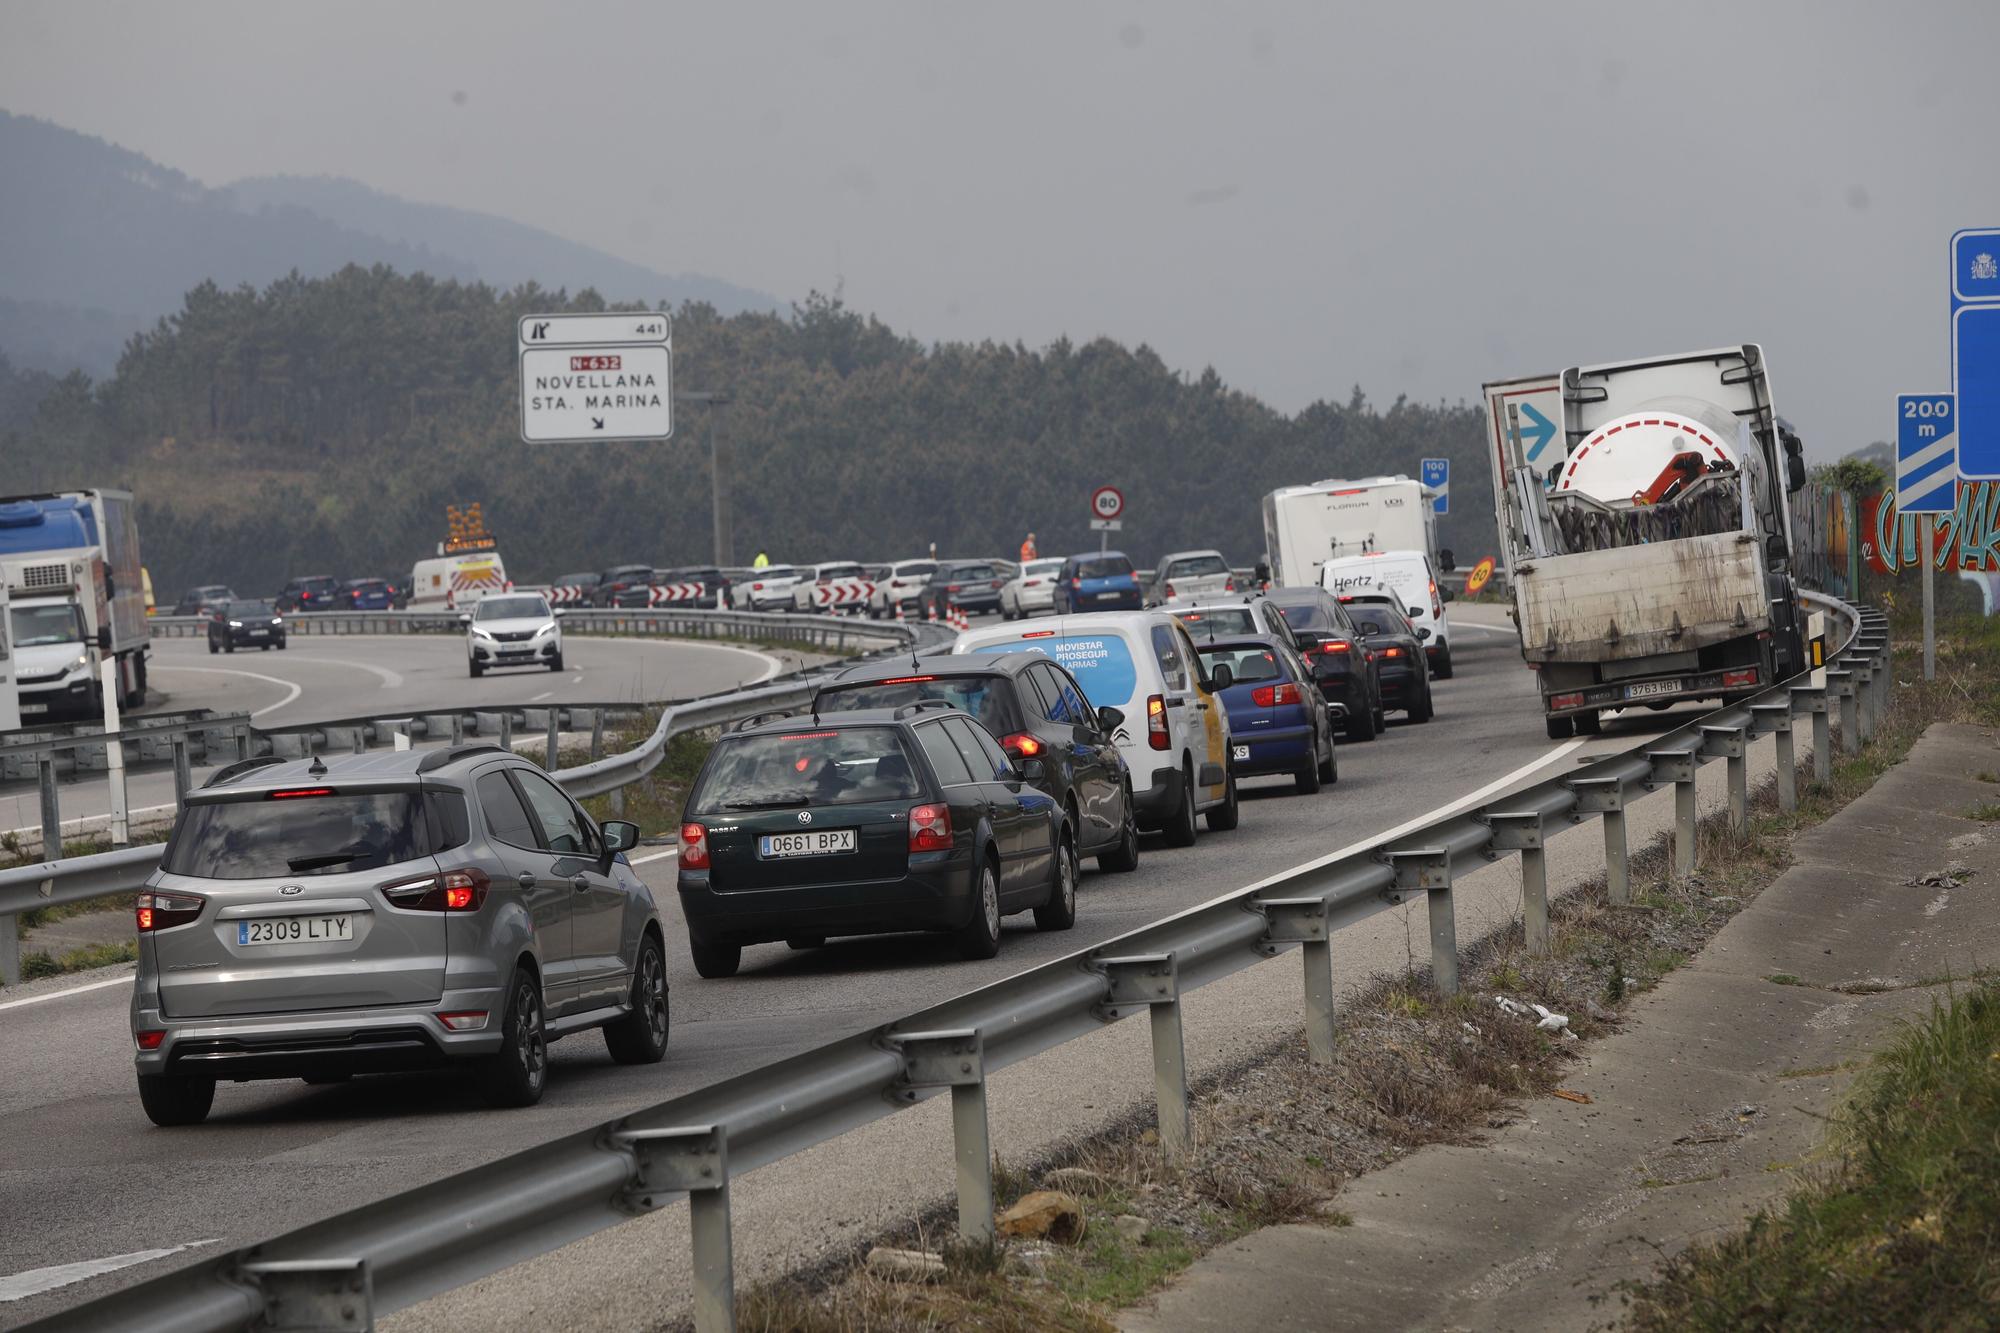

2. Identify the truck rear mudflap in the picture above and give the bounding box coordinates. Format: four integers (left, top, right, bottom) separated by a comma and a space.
1544, 663, 1763, 717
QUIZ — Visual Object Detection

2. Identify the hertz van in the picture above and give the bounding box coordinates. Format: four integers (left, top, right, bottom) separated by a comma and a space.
954, 611, 1239, 845
1319, 550, 1455, 679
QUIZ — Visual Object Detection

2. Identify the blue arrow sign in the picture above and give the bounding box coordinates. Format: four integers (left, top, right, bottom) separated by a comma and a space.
1896, 394, 1956, 514
1518, 402, 1556, 460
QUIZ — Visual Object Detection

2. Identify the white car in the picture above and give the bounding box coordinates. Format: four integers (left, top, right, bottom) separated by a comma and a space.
954, 611, 1239, 846
463, 592, 562, 676
739, 565, 801, 612
868, 559, 939, 618
792, 561, 869, 613
999, 557, 1065, 620
1169, 596, 1297, 646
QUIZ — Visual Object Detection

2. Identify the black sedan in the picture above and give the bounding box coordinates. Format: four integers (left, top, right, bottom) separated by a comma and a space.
813, 655, 1140, 873
923, 561, 1006, 618
206, 600, 286, 653
675, 707, 1073, 978
1264, 586, 1385, 743
1343, 597, 1435, 723
593, 564, 656, 608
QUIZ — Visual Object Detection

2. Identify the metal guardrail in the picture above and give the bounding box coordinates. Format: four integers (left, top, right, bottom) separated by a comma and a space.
24, 594, 1889, 1333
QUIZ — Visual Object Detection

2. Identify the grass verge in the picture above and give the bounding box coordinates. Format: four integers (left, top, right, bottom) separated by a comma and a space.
19, 939, 137, 981
717, 611, 1993, 1332
575, 711, 715, 839
1622, 982, 2000, 1329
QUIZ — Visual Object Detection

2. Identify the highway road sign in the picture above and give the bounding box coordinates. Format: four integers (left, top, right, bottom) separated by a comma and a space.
1951, 228, 2000, 480
1465, 556, 1495, 595
1896, 394, 1957, 514
1090, 486, 1125, 522
1421, 458, 1449, 514
518, 312, 673, 444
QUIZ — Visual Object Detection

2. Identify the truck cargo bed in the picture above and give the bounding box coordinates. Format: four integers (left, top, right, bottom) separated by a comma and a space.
1516, 531, 1768, 664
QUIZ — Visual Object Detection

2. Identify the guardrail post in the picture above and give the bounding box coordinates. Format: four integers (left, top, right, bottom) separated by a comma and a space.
0, 911, 16, 986
237, 1258, 372, 1332
892, 1029, 994, 1247
1384, 849, 1456, 994
499, 712, 514, 750
1097, 953, 1191, 1164
1829, 669, 1859, 757
450, 713, 465, 746
1750, 703, 1797, 813
1701, 724, 1749, 835
101, 664, 130, 847
1484, 814, 1547, 954
171, 736, 193, 807
1259, 896, 1336, 1063
1793, 685, 1831, 785
590, 709, 605, 761
545, 710, 561, 769
38, 756, 61, 858
615, 1126, 735, 1333
1647, 751, 1700, 877
1569, 776, 1629, 906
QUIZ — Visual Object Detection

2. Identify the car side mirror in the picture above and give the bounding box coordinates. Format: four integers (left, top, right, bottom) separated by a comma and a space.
552, 608, 565, 619
1417, 627, 1432, 640
458, 613, 472, 626
1440, 587, 1455, 604
599, 818, 639, 871
1208, 663, 1234, 691
1439, 548, 1456, 572
1097, 705, 1125, 732
1021, 757, 1047, 783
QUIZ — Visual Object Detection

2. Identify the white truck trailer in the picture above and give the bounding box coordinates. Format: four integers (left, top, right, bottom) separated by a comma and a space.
0, 489, 151, 719
1260, 475, 1454, 589
1483, 344, 1811, 738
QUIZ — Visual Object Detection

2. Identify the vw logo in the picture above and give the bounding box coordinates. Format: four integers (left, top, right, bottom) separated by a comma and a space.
278, 884, 305, 896
798, 811, 813, 824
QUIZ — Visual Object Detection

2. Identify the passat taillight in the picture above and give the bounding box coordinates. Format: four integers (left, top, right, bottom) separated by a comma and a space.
382, 868, 491, 912
680, 822, 711, 869
908, 803, 952, 852
135, 889, 204, 932
1147, 694, 1169, 750
1250, 683, 1301, 707
999, 732, 1044, 758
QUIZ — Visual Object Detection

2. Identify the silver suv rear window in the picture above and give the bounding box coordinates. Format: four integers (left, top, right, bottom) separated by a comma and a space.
164, 790, 437, 879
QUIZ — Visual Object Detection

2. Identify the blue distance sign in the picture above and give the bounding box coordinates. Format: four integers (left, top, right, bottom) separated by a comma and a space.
1952, 228, 2000, 481
1420, 457, 1449, 514
1896, 394, 1957, 514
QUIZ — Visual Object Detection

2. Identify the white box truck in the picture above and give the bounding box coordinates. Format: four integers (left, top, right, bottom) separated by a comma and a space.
1483, 344, 1811, 738
0, 489, 150, 718
1260, 475, 1453, 590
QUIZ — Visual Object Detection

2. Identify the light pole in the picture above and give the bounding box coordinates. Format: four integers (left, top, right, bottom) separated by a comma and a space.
676, 392, 735, 566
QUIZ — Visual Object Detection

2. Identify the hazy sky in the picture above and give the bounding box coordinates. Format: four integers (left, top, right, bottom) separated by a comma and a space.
4, 0, 1997, 457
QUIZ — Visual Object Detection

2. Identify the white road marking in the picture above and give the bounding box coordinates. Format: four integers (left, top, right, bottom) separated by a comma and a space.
630, 847, 682, 866
530, 691, 553, 702
146, 665, 303, 718
0, 1240, 218, 1302
570, 674, 585, 683
0, 973, 132, 1012
287, 656, 405, 689
1450, 622, 1516, 636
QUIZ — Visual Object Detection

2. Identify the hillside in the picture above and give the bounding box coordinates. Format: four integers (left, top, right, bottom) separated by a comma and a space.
0, 267, 1498, 598
0, 110, 776, 377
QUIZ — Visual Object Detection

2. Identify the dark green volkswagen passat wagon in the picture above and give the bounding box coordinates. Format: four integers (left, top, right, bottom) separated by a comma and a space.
675, 705, 1076, 978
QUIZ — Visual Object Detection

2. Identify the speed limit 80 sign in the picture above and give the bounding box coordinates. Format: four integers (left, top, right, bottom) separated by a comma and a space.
1090, 486, 1125, 522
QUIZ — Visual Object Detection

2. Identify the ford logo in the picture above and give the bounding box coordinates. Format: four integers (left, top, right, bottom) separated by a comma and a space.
278, 884, 305, 896
798, 811, 812, 824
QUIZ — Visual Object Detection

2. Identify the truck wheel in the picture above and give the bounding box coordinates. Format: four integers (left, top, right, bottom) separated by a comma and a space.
1575, 710, 1603, 736
1545, 714, 1575, 740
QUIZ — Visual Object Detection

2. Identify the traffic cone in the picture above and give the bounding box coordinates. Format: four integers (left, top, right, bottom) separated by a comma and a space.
926, 604, 938, 623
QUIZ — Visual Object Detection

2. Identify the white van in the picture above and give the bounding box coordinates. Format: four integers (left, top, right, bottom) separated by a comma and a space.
953, 611, 1239, 845
1320, 550, 1455, 678
409, 549, 509, 611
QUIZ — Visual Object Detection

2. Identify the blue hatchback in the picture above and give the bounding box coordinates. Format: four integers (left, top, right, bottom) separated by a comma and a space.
339, 578, 396, 610
1194, 634, 1338, 795
1053, 552, 1142, 614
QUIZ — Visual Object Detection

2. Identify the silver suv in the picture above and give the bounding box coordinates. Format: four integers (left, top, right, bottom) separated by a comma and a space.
130, 745, 667, 1125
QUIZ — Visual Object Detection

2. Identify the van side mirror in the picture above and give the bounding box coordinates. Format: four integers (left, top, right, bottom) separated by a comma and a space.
1097, 705, 1125, 733
1439, 548, 1456, 572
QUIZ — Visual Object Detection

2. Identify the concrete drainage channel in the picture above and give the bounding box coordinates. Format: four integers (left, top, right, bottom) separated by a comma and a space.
14, 593, 1887, 1333
0, 611, 935, 986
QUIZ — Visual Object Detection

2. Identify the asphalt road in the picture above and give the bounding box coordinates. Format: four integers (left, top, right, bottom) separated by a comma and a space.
0, 609, 1711, 1325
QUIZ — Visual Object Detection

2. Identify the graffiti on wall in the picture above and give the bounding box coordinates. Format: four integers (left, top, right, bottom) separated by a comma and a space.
1861, 481, 2000, 614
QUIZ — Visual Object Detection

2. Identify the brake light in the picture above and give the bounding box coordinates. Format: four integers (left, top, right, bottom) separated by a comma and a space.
1429, 580, 1442, 619
1000, 732, 1044, 757
1325, 639, 1352, 655
1072, 577, 1082, 588
947, 584, 962, 593
382, 868, 490, 911
674, 822, 711, 869
1550, 692, 1585, 710
1223, 579, 1235, 593
881, 675, 937, 684
1327, 487, 1365, 496
778, 731, 839, 740
1147, 694, 1169, 750
1382, 646, 1403, 658
908, 803, 952, 852
135, 889, 204, 932
1722, 668, 1759, 688
135, 1030, 166, 1050
268, 788, 335, 800
1021, 629, 1056, 639
1165, 582, 1175, 598
1251, 683, 1301, 707
991, 580, 1002, 589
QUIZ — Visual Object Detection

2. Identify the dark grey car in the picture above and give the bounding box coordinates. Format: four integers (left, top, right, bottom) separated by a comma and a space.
130, 745, 668, 1125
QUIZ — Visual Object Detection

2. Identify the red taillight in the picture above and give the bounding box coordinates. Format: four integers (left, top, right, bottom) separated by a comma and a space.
1251, 683, 1301, 707
1325, 639, 1352, 655
1223, 579, 1236, 593
881, 675, 937, 684
436, 1011, 490, 1032
136, 889, 204, 932
1000, 732, 1044, 757
991, 580, 1002, 589
752, 582, 764, 591
1021, 629, 1056, 639
1147, 694, 1169, 750
681, 822, 711, 869
1165, 582, 1176, 598
1382, 646, 1402, 658
135, 1030, 166, 1050
1429, 579, 1442, 619
1550, 691, 1585, 710
908, 802, 952, 852
1722, 668, 1759, 688
947, 584, 962, 593
383, 868, 489, 911
268, 787, 335, 800
1071, 577, 1082, 588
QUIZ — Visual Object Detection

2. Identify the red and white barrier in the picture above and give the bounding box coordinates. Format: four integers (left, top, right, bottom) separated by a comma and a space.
549, 585, 590, 605
647, 582, 707, 607
812, 579, 877, 609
